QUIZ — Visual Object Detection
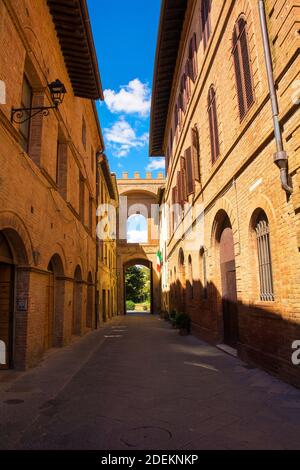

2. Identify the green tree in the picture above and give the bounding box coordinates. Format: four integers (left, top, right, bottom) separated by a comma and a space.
140, 266, 151, 302
125, 266, 146, 303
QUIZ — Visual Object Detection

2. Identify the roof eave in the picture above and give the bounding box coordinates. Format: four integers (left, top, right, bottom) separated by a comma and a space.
47, 0, 104, 101
149, 0, 188, 156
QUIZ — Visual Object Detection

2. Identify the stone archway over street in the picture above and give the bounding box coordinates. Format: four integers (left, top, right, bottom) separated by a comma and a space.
117, 172, 165, 316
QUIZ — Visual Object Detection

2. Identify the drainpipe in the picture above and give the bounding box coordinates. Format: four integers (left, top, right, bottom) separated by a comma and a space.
258, 0, 293, 195
95, 149, 105, 329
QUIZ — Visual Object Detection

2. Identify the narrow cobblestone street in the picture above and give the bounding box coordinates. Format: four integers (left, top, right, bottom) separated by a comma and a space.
0, 314, 300, 450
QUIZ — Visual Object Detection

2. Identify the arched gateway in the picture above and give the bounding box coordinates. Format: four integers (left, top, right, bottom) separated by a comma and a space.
117, 172, 165, 316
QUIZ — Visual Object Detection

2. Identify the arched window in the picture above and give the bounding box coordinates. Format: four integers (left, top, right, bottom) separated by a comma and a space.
208, 86, 220, 163
232, 17, 254, 120
201, 0, 211, 50
127, 214, 148, 244
255, 211, 274, 301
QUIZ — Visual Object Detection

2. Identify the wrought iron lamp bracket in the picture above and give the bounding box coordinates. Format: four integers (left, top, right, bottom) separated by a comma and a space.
11, 105, 58, 124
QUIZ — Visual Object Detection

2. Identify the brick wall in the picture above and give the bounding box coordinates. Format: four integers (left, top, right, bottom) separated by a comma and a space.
0, 0, 106, 369
162, 0, 300, 387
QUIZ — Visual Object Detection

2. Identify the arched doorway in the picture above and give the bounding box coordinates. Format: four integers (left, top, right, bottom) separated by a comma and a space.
46, 254, 65, 350
123, 259, 153, 315
178, 248, 186, 313
73, 265, 83, 336
0, 225, 30, 370
0, 232, 15, 370
86, 272, 94, 328
218, 216, 239, 348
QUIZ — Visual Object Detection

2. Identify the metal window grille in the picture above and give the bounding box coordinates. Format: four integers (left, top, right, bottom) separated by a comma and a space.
208, 86, 220, 163
255, 215, 274, 301
201, 0, 211, 50
232, 17, 254, 121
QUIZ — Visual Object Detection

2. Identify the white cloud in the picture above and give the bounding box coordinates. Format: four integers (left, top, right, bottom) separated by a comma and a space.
104, 79, 151, 117
127, 230, 148, 243
104, 117, 149, 157
146, 158, 165, 172
127, 214, 148, 243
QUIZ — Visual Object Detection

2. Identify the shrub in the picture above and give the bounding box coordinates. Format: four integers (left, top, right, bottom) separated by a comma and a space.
170, 310, 177, 320
175, 313, 190, 332
126, 300, 135, 311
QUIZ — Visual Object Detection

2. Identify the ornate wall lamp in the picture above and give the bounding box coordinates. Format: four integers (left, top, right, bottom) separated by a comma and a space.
11, 79, 66, 124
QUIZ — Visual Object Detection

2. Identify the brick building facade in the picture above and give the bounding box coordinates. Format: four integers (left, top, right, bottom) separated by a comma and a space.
97, 156, 119, 323
150, 0, 300, 387
0, 0, 116, 369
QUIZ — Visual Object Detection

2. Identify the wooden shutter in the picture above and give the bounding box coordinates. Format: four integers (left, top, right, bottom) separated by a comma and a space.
169, 128, 173, 160
201, 0, 211, 50
208, 87, 220, 163
174, 104, 178, 130
177, 97, 182, 130
192, 33, 198, 79
191, 127, 201, 181
232, 18, 254, 121
185, 147, 195, 195
172, 186, 176, 229
188, 33, 198, 82
180, 75, 187, 113
185, 62, 191, 101
180, 156, 187, 204
165, 147, 170, 174
177, 170, 182, 206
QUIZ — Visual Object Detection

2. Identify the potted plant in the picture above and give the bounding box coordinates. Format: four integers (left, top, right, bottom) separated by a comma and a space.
175, 313, 191, 336
169, 310, 177, 328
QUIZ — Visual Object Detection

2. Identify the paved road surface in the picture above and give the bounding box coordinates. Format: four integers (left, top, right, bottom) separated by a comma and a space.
0, 313, 300, 450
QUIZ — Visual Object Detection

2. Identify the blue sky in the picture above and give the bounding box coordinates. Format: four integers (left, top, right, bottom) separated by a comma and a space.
88, 0, 164, 179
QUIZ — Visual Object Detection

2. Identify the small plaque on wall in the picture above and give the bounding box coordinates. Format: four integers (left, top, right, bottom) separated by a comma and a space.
16, 299, 28, 312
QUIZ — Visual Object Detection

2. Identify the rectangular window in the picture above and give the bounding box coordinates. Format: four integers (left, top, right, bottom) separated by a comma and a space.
191, 127, 201, 182
188, 34, 198, 82
208, 87, 220, 163
172, 186, 177, 231
82, 117, 86, 150
201, 0, 211, 51
56, 138, 68, 198
20, 77, 32, 151
89, 196, 93, 233
185, 147, 195, 195
79, 173, 85, 222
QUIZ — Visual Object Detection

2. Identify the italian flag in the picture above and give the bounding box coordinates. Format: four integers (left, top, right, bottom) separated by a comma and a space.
156, 250, 163, 273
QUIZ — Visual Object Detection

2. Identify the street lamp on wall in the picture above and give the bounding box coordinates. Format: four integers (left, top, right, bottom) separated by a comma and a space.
11, 79, 66, 124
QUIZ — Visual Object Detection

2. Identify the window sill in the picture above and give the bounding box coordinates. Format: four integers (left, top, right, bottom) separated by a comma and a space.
248, 300, 279, 312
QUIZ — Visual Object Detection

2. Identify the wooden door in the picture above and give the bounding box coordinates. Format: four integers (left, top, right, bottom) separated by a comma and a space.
220, 225, 239, 348
0, 264, 14, 370
44, 272, 54, 350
